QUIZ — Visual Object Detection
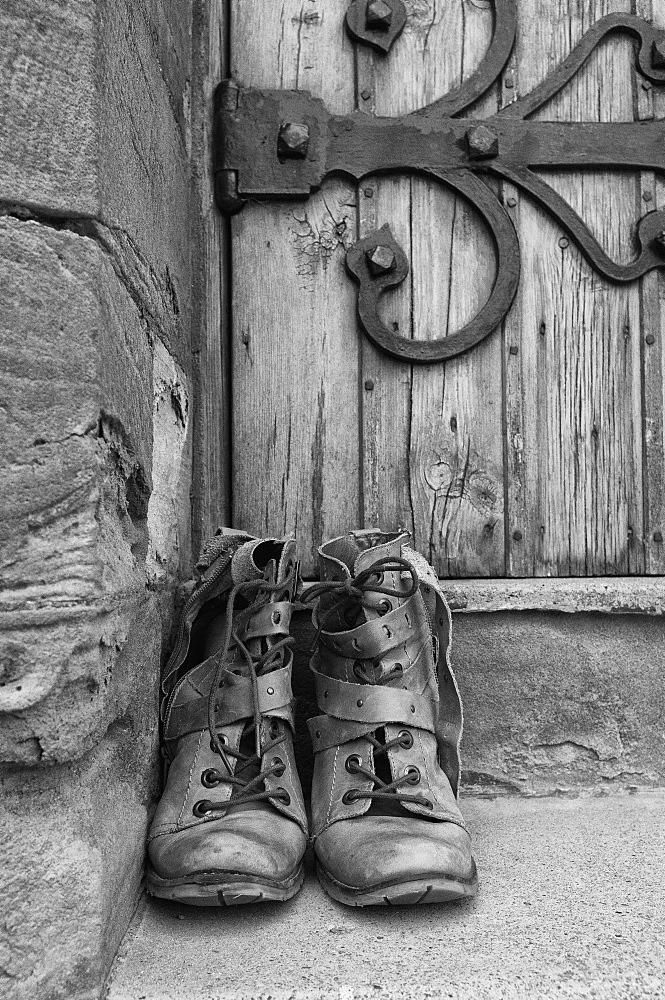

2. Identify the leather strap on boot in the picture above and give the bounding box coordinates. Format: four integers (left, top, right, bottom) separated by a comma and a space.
305, 554, 467, 838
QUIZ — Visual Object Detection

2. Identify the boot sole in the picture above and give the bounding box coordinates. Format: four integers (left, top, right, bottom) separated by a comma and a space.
146, 862, 305, 906
316, 860, 478, 907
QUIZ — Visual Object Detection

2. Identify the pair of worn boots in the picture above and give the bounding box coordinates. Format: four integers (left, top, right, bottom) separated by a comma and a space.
147, 528, 477, 907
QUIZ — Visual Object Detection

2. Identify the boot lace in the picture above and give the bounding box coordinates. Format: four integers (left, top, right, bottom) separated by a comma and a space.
304, 556, 431, 810
194, 568, 296, 817
303, 556, 419, 650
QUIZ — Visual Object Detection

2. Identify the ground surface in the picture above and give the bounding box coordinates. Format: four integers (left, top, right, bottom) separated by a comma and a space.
107, 791, 664, 1000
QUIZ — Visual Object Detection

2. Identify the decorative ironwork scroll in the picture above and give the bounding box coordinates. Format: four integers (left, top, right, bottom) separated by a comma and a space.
215, 3, 665, 364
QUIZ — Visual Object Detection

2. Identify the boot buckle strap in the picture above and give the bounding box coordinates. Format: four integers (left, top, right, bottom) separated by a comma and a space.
312, 667, 437, 731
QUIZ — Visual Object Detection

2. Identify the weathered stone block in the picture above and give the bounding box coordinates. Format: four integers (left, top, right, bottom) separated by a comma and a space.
0, 217, 191, 766
0, 0, 192, 366
454, 611, 665, 795
1, 687, 161, 1000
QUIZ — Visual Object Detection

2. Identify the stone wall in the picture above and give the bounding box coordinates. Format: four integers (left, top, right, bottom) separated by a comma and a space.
0, 2, 194, 997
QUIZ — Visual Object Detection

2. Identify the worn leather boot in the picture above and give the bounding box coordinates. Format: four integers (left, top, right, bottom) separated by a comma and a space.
147, 530, 308, 905
306, 529, 477, 906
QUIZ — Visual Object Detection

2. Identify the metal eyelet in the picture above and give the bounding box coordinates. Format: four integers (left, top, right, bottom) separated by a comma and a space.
377, 599, 392, 615
210, 734, 228, 753
275, 787, 290, 805
192, 799, 212, 817
356, 698, 364, 708
271, 756, 286, 777
266, 686, 275, 696
372, 571, 385, 586
201, 769, 221, 789
398, 730, 414, 749
345, 754, 362, 774
405, 766, 421, 785
342, 789, 359, 805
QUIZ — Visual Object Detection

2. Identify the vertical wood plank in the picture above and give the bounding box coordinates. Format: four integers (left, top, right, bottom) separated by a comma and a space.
190, 0, 230, 552
230, 1, 360, 575
503, 0, 645, 576
357, 0, 505, 577
636, 0, 665, 574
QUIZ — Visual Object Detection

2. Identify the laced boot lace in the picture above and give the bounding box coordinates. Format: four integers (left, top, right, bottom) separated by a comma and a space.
304, 556, 432, 810
193, 567, 296, 817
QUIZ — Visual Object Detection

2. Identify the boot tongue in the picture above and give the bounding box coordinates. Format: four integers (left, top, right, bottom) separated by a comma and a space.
352, 531, 411, 622
231, 539, 276, 584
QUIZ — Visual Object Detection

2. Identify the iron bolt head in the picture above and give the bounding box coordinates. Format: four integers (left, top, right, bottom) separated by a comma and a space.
652, 39, 665, 68
366, 245, 397, 276
366, 0, 393, 30
466, 124, 499, 160
278, 122, 310, 158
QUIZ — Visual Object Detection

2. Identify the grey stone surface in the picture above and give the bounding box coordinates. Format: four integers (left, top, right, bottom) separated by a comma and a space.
0, 0, 195, 991
2, 709, 162, 1000
0, 0, 192, 365
107, 791, 665, 1000
441, 575, 665, 615
0, 217, 191, 766
454, 611, 665, 795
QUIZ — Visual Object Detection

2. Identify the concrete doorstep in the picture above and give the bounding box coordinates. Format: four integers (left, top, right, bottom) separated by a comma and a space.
107, 791, 665, 1000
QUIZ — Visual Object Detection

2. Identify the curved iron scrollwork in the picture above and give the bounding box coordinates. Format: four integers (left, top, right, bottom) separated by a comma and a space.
215, 3, 665, 364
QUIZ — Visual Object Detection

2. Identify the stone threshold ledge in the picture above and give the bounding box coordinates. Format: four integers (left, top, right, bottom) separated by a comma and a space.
303, 577, 665, 615
442, 576, 665, 615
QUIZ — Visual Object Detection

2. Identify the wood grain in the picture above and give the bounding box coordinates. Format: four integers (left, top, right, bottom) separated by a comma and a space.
637, 0, 665, 574
191, 0, 230, 551
503, 0, 646, 576
357, 0, 505, 577
227, 0, 664, 579
231, 1, 360, 575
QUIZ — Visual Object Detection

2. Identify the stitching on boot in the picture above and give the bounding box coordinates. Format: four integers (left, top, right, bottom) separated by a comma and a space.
177, 730, 204, 828
284, 747, 306, 828
417, 728, 441, 813
326, 746, 340, 824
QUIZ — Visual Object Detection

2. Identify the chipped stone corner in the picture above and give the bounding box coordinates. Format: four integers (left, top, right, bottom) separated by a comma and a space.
146, 338, 192, 590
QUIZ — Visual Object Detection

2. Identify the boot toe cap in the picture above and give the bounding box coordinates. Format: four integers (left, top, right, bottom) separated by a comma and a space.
149, 807, 307, 884
315, 814, 474, 892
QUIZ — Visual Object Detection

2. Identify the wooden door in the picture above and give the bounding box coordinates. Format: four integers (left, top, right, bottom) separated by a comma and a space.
228, 0, 665, 581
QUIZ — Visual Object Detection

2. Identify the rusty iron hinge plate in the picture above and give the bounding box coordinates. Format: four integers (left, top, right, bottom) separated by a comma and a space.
215, 2, 665, 364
